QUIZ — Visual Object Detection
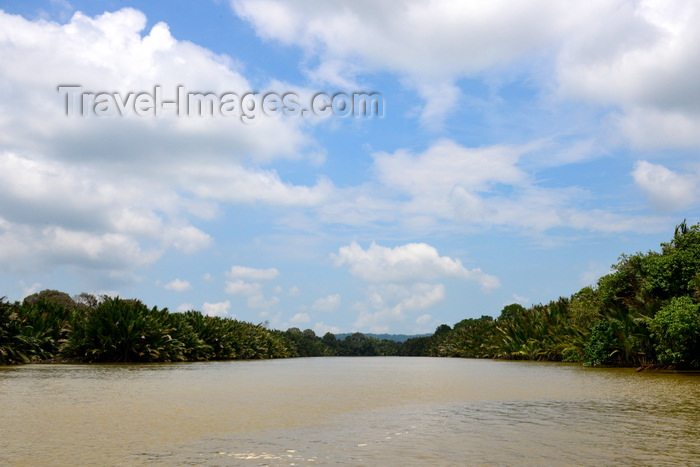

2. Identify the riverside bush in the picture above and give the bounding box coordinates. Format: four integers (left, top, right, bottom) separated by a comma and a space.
63, 297, 186, 362
649, 296, 700, 368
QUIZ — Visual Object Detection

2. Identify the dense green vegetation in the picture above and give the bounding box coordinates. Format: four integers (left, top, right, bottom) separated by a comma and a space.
418, 221, 700, 369
334, 332, 429, 343
0, 291, 400, 364
2, 222, 699, 367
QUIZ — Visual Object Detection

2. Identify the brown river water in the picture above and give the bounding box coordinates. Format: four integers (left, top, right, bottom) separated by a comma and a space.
1, 357, 699, 466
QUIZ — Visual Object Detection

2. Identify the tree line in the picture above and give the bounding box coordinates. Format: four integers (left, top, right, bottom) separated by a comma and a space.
403, 221, 700, 369
0, 291, 403, 364
2, 221, 699, 367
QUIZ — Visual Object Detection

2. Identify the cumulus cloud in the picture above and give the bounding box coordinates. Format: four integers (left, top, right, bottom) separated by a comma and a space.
246, 294, 280, 310
227, 266, 280, 280
365, 284, 446, 315
415, 314, 432, 326
0, 219, 158, 276
371, 139, 532, 222
232, 0, 575, 74
163, 278, 191, 292
162, 225, 213, 255
333, 241, 499, 290
176, 303, 194, 313
557, 0, 700, 149
374, 139, 528, 198
0, 8, 309, 164
0, 8, 324, 285
332, 241, 499, 332
317, 139, 665, 235
290, 312, 311, 324
632, 161, 697, 212
312, 294, 341, 312
313, 322, 342, 336
186, 166, 334, 206
577, 262, 613, 288
224, 270, 280, 312
232, 0, 700, 147
20, 281, 42, 299
225, 280, 262, 296
231, 0, 585, 124
0, 152, 211, 274
203, 300, 231, 317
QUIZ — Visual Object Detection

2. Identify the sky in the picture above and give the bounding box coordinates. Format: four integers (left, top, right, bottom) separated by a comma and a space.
1, 0, 699, 335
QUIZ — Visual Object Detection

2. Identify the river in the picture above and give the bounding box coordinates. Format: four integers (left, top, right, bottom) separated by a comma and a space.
1, 357, 699, 466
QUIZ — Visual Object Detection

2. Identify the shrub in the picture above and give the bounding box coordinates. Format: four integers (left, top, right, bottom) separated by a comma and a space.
63, 297, 185, 362
166, 312, 213, 361
0, 298, 50, 364
17, 300, 73, 356
22, 289, 76, 309
649, 296, 700, 368
583, 320, 620, 366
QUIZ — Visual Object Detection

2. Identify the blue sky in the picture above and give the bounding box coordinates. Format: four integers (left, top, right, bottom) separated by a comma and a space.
1, 0, 699, 334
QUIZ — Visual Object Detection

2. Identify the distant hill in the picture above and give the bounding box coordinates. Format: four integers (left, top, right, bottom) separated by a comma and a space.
333, 332, 431, 343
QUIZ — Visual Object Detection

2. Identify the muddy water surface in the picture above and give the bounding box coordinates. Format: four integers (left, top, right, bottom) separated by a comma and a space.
1, 357, 699, 465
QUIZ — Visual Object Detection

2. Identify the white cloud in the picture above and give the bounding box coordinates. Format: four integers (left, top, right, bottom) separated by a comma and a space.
632, 161, 697, 212
352, 310, 393, 334
614, 108, 700, 150
260, 311, 283, 328
0, 152, 197, 274
558, 0, 700, 109
225, 280, 262, 296
187, 166, 334, 206
0, 8, 324, 284
232, 0, 700, 146
290, 312, 311, 324
0, 8, 309, 164
223, 275, 281, 312
203, 300, 231, 317
370, 139, 533, 223
512, 294, 531, 305
312, 294, 341, 312
396, 284, 445, 311
0, 219, 159, 275
231, 0, 585, 124
313, 322, 342, 336
577, 262, 613, 288
557, 0, 700, 149
332, 239, 501, 331
367, 284, 446, 314
227, 266, 280, 280
247, 294, 280, 310
20, 281, 42, 299
415, 314, 432, 326
163, 225, 213, 254
333, 241, 499, 290
414, 81, 462, 130
176, 303, 193, 313
317, 139, 666, 235
164, 278, 191, 292
352, 283, 447, 333
374, 139, 528, 198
